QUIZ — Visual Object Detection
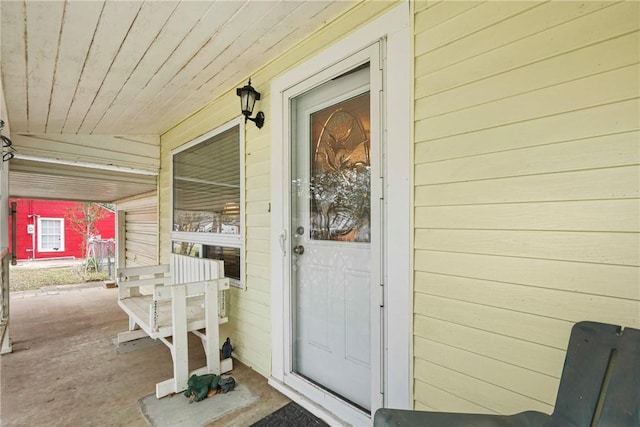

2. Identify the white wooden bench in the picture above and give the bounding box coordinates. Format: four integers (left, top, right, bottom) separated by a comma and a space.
116, 254, 232, 398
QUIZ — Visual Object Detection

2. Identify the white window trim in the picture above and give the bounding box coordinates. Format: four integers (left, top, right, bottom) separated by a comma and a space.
270, 2, 411, 422
170, 117, 246, 288
37, 217, 65, 252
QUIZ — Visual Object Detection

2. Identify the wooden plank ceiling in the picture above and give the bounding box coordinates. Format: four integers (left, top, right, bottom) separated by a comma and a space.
0, 0, 355, 202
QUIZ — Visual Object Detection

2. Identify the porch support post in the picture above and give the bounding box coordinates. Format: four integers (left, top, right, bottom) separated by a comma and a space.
0, 322, 11, 355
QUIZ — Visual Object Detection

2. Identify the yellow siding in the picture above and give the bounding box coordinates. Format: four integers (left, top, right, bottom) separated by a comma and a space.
159, 1, 397, 377
413, 0, 639, 415
123, 206, 158, 268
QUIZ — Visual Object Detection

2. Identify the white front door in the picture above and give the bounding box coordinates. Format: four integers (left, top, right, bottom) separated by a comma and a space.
290, 64, 379, 412
271, 8, 411, 423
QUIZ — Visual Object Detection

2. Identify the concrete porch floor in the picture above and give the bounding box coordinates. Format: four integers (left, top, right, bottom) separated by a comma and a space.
0, 283, 289, 426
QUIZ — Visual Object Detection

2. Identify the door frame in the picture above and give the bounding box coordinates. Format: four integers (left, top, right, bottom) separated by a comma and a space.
270, 4, 411, 424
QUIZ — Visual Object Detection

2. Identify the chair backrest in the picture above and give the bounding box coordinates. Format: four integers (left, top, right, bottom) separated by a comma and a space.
551, 321, 639, 427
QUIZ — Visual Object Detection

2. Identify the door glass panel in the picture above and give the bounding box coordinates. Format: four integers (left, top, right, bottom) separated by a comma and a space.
310, 93, 371, 242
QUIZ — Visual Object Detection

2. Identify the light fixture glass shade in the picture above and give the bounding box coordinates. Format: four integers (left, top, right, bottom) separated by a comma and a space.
239, 90, 253, 115
236, 79, 265, 128
236, 80, 261, 117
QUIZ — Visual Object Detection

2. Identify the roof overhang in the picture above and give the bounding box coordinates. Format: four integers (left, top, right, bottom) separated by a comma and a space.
9, 157, 157, 202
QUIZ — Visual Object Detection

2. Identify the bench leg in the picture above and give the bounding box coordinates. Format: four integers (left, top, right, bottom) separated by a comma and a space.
117, 329, 148, 344
172, 286, 189, 392
204, 281, 220, 375
155, 286, 189, 399
117, 316, 148, 344
190, 281, 233, 378
128, 317, 138, 331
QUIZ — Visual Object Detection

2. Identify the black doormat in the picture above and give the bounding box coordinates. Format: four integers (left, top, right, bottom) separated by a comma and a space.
250, 402, 330, 427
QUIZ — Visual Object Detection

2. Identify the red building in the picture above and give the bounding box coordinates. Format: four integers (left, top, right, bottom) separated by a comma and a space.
8, 199, 115, 261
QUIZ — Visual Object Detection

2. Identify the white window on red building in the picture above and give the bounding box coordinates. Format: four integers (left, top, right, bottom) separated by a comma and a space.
37, 218, 64, 252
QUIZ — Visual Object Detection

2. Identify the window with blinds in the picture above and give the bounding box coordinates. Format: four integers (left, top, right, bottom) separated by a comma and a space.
171, 121, 244, 287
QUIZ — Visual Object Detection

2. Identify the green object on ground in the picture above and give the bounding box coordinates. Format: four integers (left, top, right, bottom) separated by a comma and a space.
219, 376, 236, 393
184, 374, 220, 403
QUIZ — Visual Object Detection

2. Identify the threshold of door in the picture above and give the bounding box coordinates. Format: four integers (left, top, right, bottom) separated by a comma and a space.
268, 376, 369, 426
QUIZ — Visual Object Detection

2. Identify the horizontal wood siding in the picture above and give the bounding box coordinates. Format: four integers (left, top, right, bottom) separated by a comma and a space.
413, 0, 639, 414
159, 1, 395, 377
1, 0, 367, 136
124, 205, 157, 268
11, 134, 159, 172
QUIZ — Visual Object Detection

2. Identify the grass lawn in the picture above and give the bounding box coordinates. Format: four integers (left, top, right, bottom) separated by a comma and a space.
9, 266, 109, 292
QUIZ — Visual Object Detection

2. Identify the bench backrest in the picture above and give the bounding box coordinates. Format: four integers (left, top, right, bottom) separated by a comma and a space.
170, 254, 227, 317
170, 253, 224, 284
552, 321, 639, 427
116, 264, 171, 300
117, 255, 226, 301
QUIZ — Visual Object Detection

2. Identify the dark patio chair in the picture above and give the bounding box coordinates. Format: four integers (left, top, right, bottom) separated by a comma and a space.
374, 321, 640, 427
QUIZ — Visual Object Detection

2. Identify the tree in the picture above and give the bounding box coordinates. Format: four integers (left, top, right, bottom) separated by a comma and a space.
65, 202, 109, 260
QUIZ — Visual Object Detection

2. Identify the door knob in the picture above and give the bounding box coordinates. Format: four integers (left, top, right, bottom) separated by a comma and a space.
293, 245, 305, 255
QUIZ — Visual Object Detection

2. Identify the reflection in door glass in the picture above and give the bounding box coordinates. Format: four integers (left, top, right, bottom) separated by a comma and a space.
310, 93, 370, 242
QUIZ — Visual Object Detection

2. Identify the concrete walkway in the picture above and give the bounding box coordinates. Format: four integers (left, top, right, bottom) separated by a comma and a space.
10, 258, 84, 269
0, 284, 288, 426
10, 281, 105, 299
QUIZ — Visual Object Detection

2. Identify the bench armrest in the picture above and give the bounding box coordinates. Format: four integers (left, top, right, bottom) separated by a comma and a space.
117, 264, 171, 301
117, 264, 170, 278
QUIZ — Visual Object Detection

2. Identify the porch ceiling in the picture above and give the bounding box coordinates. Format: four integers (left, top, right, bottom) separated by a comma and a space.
9, 158, 157, 203
0, 0, 355, 202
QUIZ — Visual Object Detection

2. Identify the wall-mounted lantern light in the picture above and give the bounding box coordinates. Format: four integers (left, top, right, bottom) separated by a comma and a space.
236, 79, 265, 129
